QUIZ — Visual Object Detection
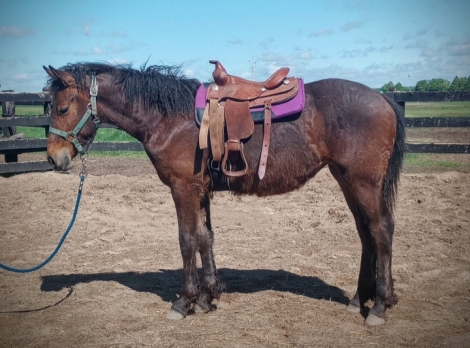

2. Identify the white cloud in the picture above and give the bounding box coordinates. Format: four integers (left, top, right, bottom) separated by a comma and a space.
107, 41, 145, 54
443, 39, 470, 56
260, 52, 295, 69
309, 29, 333, 38
416, 28, 429, 36
108, 30, 127, 38
340, 21, 363, 32
404, 39, 429, 50
0, 26, 34, 38
92, 46, 104, 55
341, 49, 362, 58
421, 48, 438, 57
108, 58, 130, 65
294, 51, 313, 66
71, 48, 91, 56
227, 38, 243, 45
379, 45, 395, 53
11, 74, 29, 80
402, 32, 413, 40
82, 25, 91, 36
183, 68, 197, 78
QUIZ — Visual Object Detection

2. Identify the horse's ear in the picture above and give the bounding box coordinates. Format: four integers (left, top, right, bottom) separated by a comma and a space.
43, 65, 76, 88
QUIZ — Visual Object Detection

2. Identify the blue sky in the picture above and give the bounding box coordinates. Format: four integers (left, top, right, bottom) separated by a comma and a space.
1, 0, 469, 92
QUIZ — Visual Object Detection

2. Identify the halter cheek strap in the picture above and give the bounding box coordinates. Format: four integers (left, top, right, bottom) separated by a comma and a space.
48, 73, 101, 156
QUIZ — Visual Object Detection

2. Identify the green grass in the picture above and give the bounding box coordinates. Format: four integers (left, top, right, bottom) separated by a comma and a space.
405, 101, 470, 117
16, 126, 138, 142
88, 151, 147, 158
15, 105, 138, 142
15, 105, 43, 116
94, 129, 137, 142
404, 153, 469, 170
16, 126, 47, 138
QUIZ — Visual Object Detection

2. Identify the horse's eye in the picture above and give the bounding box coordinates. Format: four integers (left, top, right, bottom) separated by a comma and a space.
58, 106, 69, 115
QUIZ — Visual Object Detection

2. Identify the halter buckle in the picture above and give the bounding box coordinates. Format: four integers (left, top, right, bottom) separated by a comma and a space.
90, 74, 98, 96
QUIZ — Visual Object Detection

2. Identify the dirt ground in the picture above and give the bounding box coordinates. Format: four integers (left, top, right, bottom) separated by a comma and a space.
1, 150, 470, 347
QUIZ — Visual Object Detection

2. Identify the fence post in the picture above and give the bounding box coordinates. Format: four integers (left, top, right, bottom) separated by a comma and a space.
44, 101, 51, 137
2, 98, 18, 163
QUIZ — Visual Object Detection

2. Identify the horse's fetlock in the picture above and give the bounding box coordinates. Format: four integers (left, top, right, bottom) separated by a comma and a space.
385, 293, 398, 308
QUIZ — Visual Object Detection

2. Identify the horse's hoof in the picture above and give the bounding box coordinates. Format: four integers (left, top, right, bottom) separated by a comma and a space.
365, 313, 385, 326
166, 309, 185, 320
346, 303, 361, 313
194, 303, 211, 313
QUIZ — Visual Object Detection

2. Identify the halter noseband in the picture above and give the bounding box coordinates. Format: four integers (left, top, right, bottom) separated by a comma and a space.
48, 73, 101, 156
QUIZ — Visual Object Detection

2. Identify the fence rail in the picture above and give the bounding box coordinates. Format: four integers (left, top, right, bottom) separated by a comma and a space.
1, 90, 469, 174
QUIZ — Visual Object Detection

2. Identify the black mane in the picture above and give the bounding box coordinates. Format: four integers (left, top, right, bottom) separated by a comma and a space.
48, 62, 201, 117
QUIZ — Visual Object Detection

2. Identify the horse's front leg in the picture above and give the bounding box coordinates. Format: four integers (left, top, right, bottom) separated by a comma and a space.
166, 185, 221, 319
194, 194, 224, 313
166, 186, 201, 320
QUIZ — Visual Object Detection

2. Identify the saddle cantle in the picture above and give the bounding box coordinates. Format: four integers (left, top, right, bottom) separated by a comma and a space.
198, 60, 305, 180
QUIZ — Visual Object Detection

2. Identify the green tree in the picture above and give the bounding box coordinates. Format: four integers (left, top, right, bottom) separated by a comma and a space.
449, 76, 466, 91
380, 81, 395, 92
428, 78, 450, 91
395, 82, 404, 91
415, 80, 429, 91
465, 76, 470, 91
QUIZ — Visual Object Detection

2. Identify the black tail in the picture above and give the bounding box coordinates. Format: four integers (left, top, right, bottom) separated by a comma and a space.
382, 95, 406, 212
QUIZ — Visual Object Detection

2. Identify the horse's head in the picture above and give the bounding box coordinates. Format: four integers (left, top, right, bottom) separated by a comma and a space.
43, 65, 99, 171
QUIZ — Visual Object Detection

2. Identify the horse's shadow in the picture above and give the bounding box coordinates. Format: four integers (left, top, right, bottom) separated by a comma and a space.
41, 268, 349, 305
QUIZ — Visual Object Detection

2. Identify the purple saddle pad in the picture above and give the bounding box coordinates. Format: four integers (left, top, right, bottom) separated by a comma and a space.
195, 78, 305, 126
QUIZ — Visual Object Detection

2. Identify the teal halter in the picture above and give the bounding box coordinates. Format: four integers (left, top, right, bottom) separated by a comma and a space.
48, 73, 101, 156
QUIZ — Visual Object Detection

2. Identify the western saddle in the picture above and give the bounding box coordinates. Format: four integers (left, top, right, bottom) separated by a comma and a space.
198, 60, 299, 179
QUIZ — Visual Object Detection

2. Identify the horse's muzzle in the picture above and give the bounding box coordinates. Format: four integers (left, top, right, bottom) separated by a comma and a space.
47, 148, 73, 171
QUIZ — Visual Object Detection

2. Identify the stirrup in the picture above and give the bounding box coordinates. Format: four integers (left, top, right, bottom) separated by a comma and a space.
221, 141, 248, 177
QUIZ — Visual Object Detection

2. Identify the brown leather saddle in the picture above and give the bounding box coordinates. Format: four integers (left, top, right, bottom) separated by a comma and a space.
198, 60, 299, 179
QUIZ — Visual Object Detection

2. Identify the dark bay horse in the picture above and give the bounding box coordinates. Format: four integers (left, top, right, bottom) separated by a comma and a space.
43, 62, 405, 326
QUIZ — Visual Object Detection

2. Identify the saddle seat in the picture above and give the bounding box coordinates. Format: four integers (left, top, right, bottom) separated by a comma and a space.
210, 60, 289, 90
198, 60, 300, 180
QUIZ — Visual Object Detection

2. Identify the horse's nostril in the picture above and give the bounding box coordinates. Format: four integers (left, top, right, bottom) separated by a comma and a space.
47, 156, 56, 168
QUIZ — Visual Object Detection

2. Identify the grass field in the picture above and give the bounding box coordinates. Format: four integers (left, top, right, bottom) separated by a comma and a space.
14, 105, 137, 142
404, 101, 470, 117
404, 153, 469, 171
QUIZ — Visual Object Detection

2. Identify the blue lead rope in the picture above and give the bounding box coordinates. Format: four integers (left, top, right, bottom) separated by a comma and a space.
0, 175, 86, 273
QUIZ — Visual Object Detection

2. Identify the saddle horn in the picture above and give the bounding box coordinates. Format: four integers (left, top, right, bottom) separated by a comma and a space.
209, 60, 229, 86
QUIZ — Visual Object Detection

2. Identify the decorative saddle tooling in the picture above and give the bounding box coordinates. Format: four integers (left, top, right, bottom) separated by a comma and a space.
196, 60, 305, 180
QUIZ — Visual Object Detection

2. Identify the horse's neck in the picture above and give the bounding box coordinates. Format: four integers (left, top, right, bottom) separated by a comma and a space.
96, 77, 159, 142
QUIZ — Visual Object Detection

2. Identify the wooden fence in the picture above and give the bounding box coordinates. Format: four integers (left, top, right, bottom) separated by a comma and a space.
1, 90, 469, 174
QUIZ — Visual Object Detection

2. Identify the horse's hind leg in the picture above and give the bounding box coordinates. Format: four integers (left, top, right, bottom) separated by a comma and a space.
328, 164, 397, 326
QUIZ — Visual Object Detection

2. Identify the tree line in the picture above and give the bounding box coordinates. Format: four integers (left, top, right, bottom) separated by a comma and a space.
380, 75, 470, 92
